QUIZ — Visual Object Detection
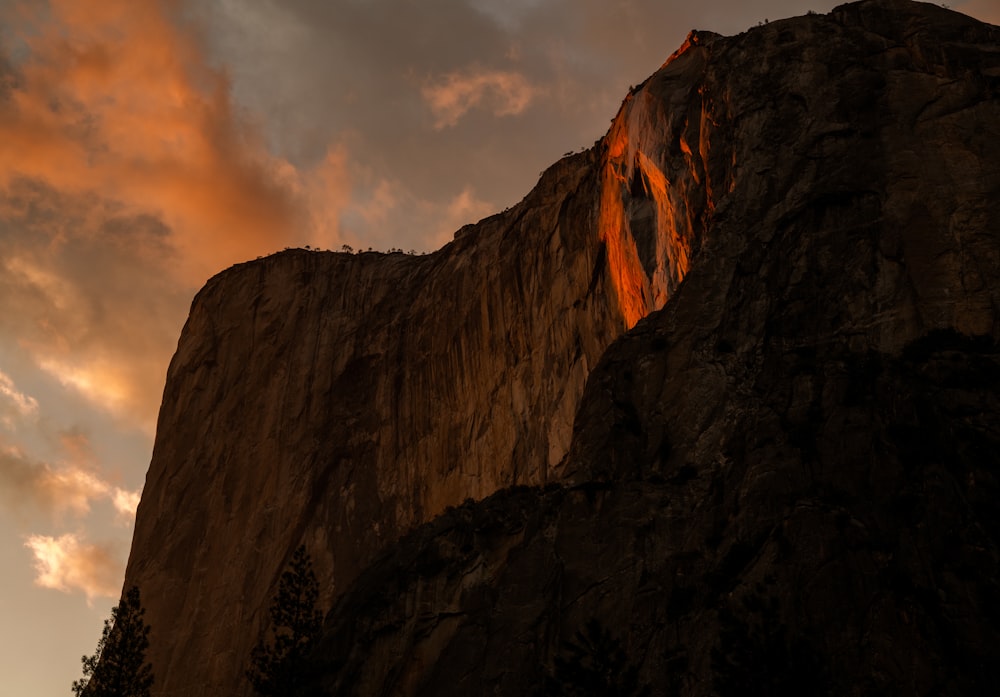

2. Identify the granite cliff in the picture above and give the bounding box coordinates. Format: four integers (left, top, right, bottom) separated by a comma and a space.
124, 1, 1000, 695
125, 17, 708, 697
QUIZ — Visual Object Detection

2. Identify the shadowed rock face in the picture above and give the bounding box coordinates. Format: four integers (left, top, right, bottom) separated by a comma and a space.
300, 1, 1000, 696
314, 336, 1000, 694
124, 17, 715, 697
125, 0, 1000, 695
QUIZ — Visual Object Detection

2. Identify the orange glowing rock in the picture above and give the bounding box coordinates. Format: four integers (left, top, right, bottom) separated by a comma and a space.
596, 39, 712, 329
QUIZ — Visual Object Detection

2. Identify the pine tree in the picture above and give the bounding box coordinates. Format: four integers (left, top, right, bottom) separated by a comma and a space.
542, 619, 650, 697
72, 586, 154, 697
247, 545, 324, 697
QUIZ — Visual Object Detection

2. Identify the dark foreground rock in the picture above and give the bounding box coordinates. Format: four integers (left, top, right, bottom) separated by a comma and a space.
311, 333, 1000, 696
304, 1, 1000, 695
125, 0, 1000, 694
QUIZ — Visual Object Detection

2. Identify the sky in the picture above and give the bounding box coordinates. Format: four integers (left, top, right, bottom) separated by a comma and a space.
0, 0, 997, 694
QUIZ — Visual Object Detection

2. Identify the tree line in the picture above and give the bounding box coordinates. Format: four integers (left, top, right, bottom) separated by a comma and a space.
72, 545, 323, 697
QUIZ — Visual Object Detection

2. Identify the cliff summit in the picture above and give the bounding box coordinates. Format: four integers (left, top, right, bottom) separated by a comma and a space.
124, 1, 1000, 695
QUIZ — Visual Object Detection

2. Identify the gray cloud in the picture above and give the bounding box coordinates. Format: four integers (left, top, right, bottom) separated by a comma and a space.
193, 0, 850, 251
422, 67, 541, 129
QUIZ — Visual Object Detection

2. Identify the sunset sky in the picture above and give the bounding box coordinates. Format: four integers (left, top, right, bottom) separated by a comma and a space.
1, 0, 997, 694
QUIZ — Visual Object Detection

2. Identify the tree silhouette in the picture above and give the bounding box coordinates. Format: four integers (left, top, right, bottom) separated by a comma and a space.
247, 545, 324, 697
72, 586, 153, 697
711, 586, 826, 697
542, 619, 650, 697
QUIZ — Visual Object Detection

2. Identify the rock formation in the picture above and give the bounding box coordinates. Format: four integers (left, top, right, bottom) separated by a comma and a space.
123, 0, 1000, 695
310, 1, 1000, 695
123, 28, 708, 697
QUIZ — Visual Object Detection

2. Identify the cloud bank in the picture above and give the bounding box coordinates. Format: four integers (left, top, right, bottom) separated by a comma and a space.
0, 0, 344, 432
0, 0, 306, 281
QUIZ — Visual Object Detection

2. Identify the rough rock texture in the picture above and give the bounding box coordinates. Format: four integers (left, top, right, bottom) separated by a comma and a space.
125, 0, 1000, 695
301, 1, 1000, 696
124, 34, 710, 697
314, 337, 1000, 695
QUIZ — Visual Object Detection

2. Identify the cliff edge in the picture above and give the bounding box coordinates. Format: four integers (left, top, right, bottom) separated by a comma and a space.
311, 2, 1000, 694
124, 16, 713, 696
124, 0, 1000, 695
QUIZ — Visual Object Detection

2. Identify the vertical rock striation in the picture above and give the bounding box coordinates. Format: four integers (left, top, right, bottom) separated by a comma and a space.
124, 1, 1000, 695
298, 2, 1000, 695
124, 44, 713, 695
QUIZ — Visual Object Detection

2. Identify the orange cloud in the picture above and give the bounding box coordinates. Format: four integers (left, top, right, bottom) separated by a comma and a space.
23, 532, 121, 602
0, 218, 189, 430
58, 427, 96, 466
336, 172, 495, 252
1, 444, 100, 517
0, 0, 360, 428
0, 0, 310, 284
37, 357, 136, 426
422, 67, 541, 129
0, 440, 140, 521
432, 186, 495, 246
111, 488, 141, 521
0, 369, 39, 428
298, 145, 352, 250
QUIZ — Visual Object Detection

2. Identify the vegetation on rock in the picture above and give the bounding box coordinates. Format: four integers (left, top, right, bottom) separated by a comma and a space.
247, 545, 324, 697
542, 619, 650, 697
72, 586, 153, 697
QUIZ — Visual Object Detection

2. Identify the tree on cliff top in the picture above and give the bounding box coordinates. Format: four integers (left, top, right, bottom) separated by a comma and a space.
247, 545, 324, 697
72, 586, 154, 697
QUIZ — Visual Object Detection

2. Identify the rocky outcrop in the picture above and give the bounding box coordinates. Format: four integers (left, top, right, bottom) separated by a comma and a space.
123, 29, 713, 697
568, 0, 1000, 483
313, 334, 1000, 694
300, 1, 1000, 695
125, 0, 1000, 695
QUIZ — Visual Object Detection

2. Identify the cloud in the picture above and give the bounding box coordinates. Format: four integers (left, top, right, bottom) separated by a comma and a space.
337, 173, 495, 252
0, 369, 38, 428
429, 186, 496, 247
192, 0, 569, 219
297, 145, 352, 250
23, 532, 121, 602
422, 67, 541, 128
0, 0, 353, 429
0, 0, 310, 282
1, 444, 101, 517
111, 488, 140, 520
0, 439, 140, 521
58, 427, 96, 465
0, 184, 191, 430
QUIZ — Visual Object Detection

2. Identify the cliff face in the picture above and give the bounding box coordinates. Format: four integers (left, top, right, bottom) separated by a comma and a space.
306, 1, 1000, 695
123, 36, 713, 697
125, 0, 1000, 695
